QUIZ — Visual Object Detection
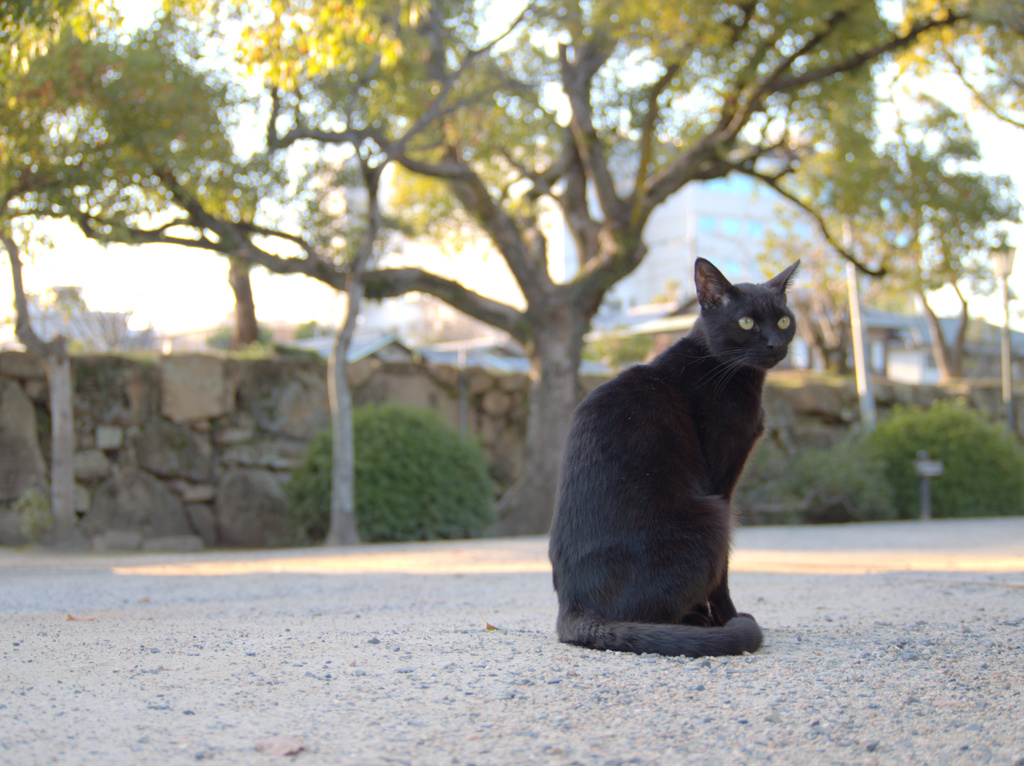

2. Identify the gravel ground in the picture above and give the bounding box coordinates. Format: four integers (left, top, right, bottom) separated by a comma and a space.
2, 517, 1023, 766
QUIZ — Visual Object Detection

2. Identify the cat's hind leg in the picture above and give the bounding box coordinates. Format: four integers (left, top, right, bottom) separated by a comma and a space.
681, 602, 713, 627
706, 565, 741, 627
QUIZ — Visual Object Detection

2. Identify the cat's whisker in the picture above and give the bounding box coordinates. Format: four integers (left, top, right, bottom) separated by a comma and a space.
692, 355, 748, 392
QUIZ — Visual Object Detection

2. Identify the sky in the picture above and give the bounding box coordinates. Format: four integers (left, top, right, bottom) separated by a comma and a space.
1, 6, 1022, 342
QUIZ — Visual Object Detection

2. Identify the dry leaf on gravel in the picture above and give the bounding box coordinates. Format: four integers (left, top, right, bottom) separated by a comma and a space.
255, 736, 306, 757
479, 613, 504, 631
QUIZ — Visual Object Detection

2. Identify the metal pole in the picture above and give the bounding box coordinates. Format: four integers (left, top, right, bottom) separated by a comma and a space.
919, 475, 932, 521
846, 260, 876, 432
1001, 273, 1015, 432
458, 345, 468, 434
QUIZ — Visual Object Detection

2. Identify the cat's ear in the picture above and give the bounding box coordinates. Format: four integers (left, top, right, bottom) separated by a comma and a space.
766, 260, 800, 298
695, 258, 737, 309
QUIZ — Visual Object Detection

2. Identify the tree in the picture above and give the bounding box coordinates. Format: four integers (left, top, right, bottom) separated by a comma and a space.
1, 231, 76, 544
14, 1, 1019, 535
763, 77, 1018, 382
1, 0, 117, 546
905, 1, 1024, 130
352, 1, 1004, 531
321, 155, 385, 546
761, 225, 853, 374
3, 5, 418, 545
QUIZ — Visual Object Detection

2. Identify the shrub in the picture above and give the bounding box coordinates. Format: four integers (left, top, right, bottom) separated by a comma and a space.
736, 438, 896, 524
774, 438, 897, 523
286, 403, 494, 543
860, 400, 1024, 519
14, 487, 53, 543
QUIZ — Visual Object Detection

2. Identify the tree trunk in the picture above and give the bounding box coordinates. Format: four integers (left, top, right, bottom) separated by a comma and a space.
228, 257, 259, 348
324, 158, 381, 546
3, 233, 76, 545
324, 286, 362, 547
948, 294, 969, 378
494, 307, 582, 536
47, 351, 76, 542
920, 293, 957, 382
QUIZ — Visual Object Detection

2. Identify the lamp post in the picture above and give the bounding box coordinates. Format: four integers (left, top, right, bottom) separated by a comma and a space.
991, 244, 1016, 433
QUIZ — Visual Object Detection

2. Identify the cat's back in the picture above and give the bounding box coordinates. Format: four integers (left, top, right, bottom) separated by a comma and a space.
555, 341, 707, 521
566, 343, 700, 449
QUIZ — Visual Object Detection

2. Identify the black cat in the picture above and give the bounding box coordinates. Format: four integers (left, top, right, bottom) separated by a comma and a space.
549, 257, 799, 657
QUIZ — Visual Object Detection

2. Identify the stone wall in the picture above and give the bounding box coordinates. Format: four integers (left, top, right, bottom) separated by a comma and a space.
0, 351, 545, 549
0, 350, 1014, 549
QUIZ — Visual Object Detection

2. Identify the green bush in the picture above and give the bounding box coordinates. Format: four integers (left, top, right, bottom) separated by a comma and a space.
860, 400, 1024, 519
736, 438, 896, 524
14, 487, 53, 543
286, 403, 494, 543
776, 438, 897, 523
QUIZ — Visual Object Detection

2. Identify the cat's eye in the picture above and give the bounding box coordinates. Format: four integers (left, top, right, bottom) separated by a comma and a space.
778, 316, 791, 330
738, 317, 755, 330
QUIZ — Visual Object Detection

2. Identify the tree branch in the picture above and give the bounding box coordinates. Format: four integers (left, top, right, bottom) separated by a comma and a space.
1, 231, 66, 360
773, 11, 968, 93
744, 170, 886, 276
943, 48, 1024, 130
362, 266, 527, 342
558, 37, 624, 224
631, 62, 681, 227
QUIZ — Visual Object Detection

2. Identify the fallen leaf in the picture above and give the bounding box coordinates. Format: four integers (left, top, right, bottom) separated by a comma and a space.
479, 613, 504, 632
255, 736, 306, 756
66, 615, 96, 622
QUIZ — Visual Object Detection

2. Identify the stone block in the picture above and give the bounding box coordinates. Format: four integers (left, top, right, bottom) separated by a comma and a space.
0, 351, 46, 379
274, 378, 330, 440
0, 510, 28, 546
74, 449, 112, 482
347, 356, 381, 389
95, 425, 124, 451
92, 530, 144, 552
212, 412, 256, 445
214, 468, 288, 547
237, 360, 330, 440
220, 441, 307, 471
73, 355, 154, 427
74, 483, 91, 514
497, 373, 528, 393
160, 354, 240, 423
481, 389, 513, 416
465, 368, 494, 396
22, 379, 48, 403
142, 535, 204, 553
184, 503, 217, 547
84, 467, 192, 540
0, 378, 47, 504
168, 481, 217, 503
131, 421, 213, 482
213, 425, 254, 445
477, 414, 502, 447
427, 363, 460, 390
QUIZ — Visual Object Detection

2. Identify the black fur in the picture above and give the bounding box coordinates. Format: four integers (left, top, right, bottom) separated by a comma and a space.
549, 258, 799, 657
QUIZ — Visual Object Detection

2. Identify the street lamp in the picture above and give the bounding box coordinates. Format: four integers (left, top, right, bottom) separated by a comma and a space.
991, 243, 1016, 433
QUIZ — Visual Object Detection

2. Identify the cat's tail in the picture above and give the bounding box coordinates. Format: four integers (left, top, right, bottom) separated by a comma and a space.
557, 604, 763, 658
